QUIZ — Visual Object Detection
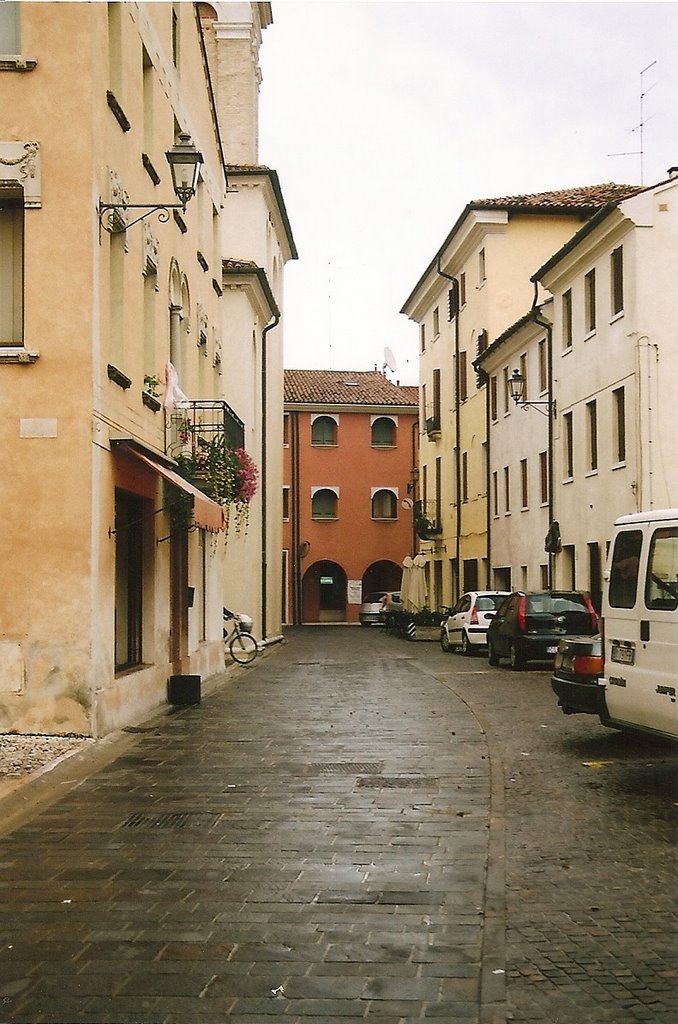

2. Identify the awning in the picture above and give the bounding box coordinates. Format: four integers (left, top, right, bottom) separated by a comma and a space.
120, 446, 225, 533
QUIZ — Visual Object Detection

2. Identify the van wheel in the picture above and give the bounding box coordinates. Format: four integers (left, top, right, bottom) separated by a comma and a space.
488, 640, 500, 667
510, 643, 525, 671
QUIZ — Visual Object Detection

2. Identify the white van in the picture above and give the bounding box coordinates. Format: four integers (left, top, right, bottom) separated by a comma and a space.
599, 509, 678, 741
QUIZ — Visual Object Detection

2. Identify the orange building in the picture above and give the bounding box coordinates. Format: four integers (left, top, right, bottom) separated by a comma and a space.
283, 370, 420, 624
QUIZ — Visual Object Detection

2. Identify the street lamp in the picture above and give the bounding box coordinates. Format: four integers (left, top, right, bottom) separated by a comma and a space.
508, 368, 556, 418
99, 132, 203, 234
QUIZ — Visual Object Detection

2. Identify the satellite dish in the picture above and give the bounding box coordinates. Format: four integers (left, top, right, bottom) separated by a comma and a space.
383, 346, 397, 373
401, 497, 414, 509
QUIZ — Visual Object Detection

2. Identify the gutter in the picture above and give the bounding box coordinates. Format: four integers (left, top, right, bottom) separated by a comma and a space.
260, 313, 281, 641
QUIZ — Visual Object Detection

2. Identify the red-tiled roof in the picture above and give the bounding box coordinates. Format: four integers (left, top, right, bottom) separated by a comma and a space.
470, 182, 644, 210
284, 369, 419, 407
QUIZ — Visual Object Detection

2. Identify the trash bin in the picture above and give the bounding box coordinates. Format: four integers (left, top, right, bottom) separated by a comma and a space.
168, 674, 201, 706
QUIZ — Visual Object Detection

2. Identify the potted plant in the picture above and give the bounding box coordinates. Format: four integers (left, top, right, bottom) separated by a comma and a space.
175, 436, 258, 534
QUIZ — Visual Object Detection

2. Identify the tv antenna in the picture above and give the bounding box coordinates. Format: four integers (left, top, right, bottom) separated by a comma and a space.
608, 60, 657, 184
382, 346, 397, 375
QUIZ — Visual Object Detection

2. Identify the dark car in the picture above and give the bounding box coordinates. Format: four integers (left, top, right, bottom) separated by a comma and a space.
551, 634, 604, 715
487, 590, 598, 670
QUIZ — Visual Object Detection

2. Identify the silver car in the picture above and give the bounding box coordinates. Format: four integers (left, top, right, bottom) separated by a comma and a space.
440, 591, 510, 655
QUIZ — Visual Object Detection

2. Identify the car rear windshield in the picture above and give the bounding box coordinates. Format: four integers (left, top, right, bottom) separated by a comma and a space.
526, 593, 589, 613
476, 595, 506, 611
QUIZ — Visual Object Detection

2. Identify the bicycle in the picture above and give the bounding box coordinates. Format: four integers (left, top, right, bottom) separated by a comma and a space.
223, 607, 259, 665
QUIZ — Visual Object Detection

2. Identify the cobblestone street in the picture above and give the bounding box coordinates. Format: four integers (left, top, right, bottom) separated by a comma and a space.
1, 626, 676, 1023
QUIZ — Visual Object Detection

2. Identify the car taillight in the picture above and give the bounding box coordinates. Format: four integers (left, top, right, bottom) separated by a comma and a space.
470, 606, 479, 625
572, 654, 605, 676
517, 595, 527, 632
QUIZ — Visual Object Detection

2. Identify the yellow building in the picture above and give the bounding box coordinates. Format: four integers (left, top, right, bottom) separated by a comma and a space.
0, 2, 294, 735
401, 186, 637, 608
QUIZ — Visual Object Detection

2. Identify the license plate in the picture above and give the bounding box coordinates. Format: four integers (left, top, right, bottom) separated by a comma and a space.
611, 644, 635, 665
547, 646, 558, 654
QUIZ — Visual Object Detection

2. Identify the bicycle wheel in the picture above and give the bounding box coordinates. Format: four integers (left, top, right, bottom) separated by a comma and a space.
229, 631, 258, 664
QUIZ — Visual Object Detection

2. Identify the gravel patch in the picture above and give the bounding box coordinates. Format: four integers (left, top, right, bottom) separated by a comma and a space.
0, 733, 94, 778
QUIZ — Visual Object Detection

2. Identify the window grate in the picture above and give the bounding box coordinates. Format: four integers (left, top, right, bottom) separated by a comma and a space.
309, 762, 384, 775
356, 776, 438, 789
121, 811, 220, 830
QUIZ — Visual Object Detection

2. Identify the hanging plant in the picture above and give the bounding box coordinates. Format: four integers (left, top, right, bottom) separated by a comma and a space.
175, 436, 258, 535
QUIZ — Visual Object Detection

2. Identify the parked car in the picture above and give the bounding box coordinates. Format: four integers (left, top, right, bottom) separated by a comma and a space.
551, 634, 604, 715
487, 590, 598, 670
359, 590, 401, 626
440, 591, 510, 655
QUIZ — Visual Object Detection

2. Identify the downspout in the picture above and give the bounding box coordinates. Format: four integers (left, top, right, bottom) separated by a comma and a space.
531, 283, 555, 589
475, 362, 491, 588
437, 260, 461, 600
261, 313, 280, 644
291, 411, 302, 623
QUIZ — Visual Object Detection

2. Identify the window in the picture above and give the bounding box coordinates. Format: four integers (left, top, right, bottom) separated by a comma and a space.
371, 489, 397, 520
492, 471, 498, 517
504, 466, 510, 514
433, 306, 440, 338
0, 1, 20, 53
460, 272, 466, 306
490, 376, 498, 421
462, 451, 468, 503
609, 529, 642, 608
520, 459, 528, 509
611, 245, 624, 317
431, 367, 441, 428
520, 353, 528, 401
539, 451, 548, 504
563, 412, 574, 478
562, 289, 573, 349
503, 367, 510, 415
311, 416, 337, 446
0, 193, 23, 345
448, 281, 459, 321
282, 486, 289, 520
613, 387, 626, 463
478, 248, 486, 284
645, 527, 678, 611
419, 323, 425, 353
312, 488, 338, 519
283, 412, 290, 446
459, 351, 467, 401
538, 339, 547, 393
584, 269, 596, 334
172, 3, 180, 66
586, 400, 598, 472
371, 416, 396, 447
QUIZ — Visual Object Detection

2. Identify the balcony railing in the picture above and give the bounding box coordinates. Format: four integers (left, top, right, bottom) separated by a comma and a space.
414, 499, 442, 539
166, 399, 245, 471
425, 414, 441, 438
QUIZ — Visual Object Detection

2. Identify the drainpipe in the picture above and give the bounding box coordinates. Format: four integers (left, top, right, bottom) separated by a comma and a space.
437, 260, 461, 600
261, 313, 280, 643
291, 411, 302, 623
531, 284, 555, 589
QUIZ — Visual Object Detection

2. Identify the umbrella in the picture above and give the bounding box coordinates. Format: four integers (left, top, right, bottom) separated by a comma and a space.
409, 553, 429, 611
400, 555, 414, 610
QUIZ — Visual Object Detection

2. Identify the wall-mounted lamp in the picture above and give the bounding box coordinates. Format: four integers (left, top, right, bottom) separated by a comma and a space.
508, 368, 556, 418
99, 132, 203, 234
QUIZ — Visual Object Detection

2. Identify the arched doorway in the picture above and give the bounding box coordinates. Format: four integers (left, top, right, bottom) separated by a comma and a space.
302, 560, 347, 623
362, 559, 402, 598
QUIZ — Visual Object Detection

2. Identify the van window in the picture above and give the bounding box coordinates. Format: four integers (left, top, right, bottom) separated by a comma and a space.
609, 529, 643, 608
645, 527, 678, 611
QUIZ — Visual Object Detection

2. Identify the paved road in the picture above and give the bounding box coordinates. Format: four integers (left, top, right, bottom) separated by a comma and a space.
0, 626, 676, 1024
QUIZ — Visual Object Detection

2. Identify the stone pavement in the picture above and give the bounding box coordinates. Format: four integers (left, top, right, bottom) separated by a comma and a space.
0, 627, 504, 1024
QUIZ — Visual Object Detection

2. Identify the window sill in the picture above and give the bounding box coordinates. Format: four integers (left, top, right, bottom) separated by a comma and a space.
610, 310, 624, 325
312, 516, 338, 522
562, 476, 574, 485
0, 347, 40, 364
611, 460, 627, 471
585, 469, 599, 479
311, 442, 337, 448
372, 517, 398, 522
562, 345, 573, 356
583, 329, 597, 342
0, 56, 37, 72
371, 444, 396, 449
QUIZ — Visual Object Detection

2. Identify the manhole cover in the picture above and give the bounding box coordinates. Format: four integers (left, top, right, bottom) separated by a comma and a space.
356, 776, 438, 789
121, 811, 220, 830
310, 762, 384, 774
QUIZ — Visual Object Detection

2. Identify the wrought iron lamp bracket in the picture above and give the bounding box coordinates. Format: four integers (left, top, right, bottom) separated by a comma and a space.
99, 201, 186, 235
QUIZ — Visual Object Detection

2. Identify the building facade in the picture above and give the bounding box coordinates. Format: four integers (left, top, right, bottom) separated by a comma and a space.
401, 185, 642, 610
0, 1, 294, 735
283, 370, 419, 624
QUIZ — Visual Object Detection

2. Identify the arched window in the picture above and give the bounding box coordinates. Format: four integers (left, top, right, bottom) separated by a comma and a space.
371, 416, 396, 447
311, 416, 337, 446
312, 488, 338, 519
371, 489, 397, 520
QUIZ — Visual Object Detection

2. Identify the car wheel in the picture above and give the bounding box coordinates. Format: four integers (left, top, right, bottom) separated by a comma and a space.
488, 640, 500, 667
460, 632, 471, 656
510, 642, 525, 671
440, 630, 451, 653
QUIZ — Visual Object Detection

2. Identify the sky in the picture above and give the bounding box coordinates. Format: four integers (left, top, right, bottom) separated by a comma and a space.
258, 0, 678, 385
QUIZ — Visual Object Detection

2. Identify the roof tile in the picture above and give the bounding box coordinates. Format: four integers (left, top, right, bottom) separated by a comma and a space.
284, 369, 419, 407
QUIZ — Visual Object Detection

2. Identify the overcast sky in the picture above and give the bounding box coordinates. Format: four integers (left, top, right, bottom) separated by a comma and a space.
258, 1, 678, 385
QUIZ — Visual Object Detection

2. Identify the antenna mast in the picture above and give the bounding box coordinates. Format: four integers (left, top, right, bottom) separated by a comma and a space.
608, 60, 657, 184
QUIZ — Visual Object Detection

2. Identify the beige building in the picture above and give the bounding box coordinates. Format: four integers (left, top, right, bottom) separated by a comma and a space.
0, 2, 294, 735
401, 186, 635, 608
